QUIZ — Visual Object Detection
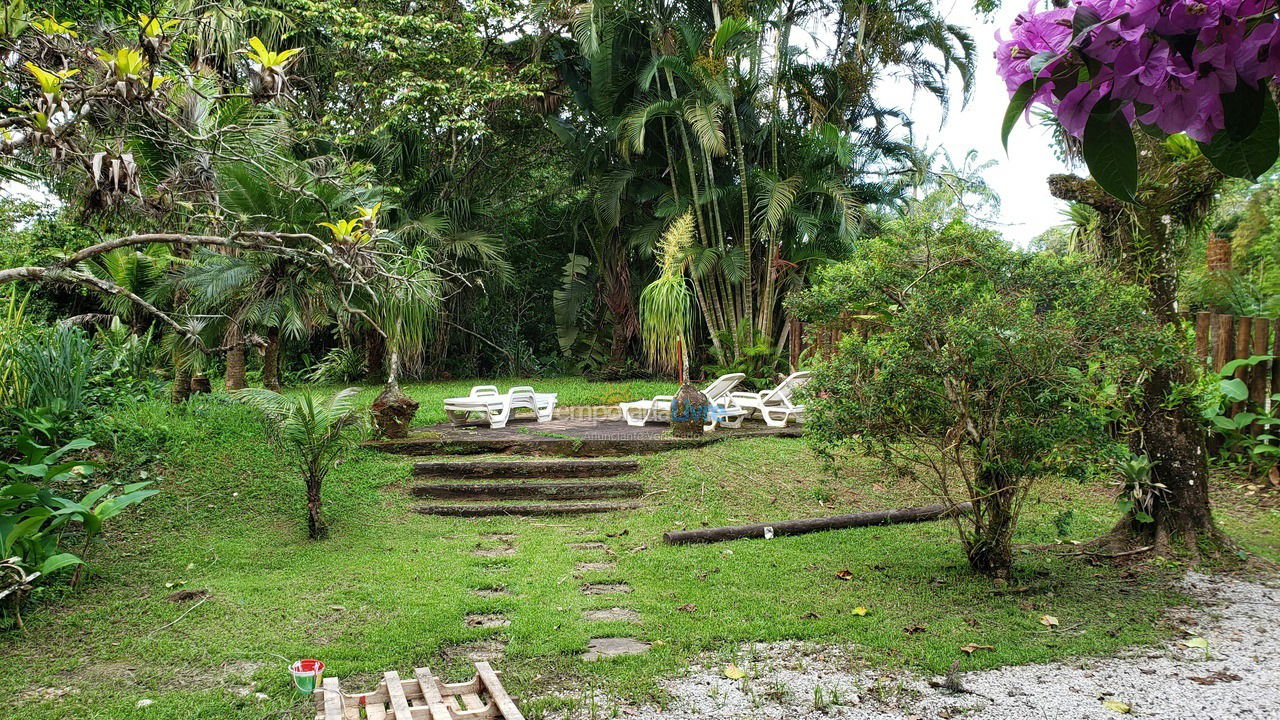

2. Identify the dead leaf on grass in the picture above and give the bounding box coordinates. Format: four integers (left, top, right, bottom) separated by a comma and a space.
904, 624, 926, 634
677, 603, 697, 612
1039, 614, 1060, 628
959, 643, 994, 654
834, 569, 853, 581
853, 606, 868, 616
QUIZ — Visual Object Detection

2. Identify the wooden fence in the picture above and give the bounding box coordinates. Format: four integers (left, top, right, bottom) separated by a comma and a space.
1189, 312, 1280, 412
793, 311, 1279, 409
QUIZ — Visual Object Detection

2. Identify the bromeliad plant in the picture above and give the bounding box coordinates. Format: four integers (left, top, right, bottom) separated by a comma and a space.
23, 61, 76, 115
96, 47, 150, 99
244, 36, 303, 99
233, 388, 364, 539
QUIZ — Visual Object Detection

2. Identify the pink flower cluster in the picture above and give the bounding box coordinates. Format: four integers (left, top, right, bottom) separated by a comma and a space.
996, 0, 1280, 141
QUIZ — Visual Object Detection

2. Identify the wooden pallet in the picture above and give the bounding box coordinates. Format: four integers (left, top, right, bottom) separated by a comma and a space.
313, 662, 524, 720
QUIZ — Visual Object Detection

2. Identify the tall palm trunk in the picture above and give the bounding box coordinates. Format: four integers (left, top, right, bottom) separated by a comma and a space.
171, 356, 191, 403
665, 67, 726, 356
728, 105, 754, 343
263, 326, 282, 392
224, 323, 247, 390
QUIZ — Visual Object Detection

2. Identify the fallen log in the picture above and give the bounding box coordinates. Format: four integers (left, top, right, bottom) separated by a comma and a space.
662, 502, 972, 545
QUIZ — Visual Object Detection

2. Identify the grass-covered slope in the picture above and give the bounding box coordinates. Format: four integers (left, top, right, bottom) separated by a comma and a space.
2, 378, 1277, 719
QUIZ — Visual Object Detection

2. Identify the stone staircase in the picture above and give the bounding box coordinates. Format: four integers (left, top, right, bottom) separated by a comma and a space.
410, 458, 643, 516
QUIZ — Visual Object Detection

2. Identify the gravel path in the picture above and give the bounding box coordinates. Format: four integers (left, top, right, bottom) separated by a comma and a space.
551, 572, 1280, 719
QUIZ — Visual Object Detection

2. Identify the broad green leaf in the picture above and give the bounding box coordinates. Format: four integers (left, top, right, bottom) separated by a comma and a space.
1002, 80, 1036, 151
1220, 355, 1274, 377
1199, 91, 1280, 179
1218, 378, 1249, 402
1083, 109, 1138, 202
38, 552, 83, 575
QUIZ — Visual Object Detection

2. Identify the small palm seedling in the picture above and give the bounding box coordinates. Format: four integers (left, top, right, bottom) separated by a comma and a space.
233, 387, 364, 539
244, 36, 303, 100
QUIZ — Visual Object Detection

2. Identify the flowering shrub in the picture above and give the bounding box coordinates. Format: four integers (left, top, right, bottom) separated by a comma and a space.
997, 0, 1280, 199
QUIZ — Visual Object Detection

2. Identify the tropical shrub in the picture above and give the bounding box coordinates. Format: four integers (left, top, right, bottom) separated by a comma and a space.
1204, 355, 1280, 479
233, 388, 364, 539
792, 207, 1161, 577
1, 430, 156, 628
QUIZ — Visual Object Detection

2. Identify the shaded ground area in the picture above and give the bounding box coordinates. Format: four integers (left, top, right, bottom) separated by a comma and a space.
549, 572, 1280, 719
368, 409, 802, 456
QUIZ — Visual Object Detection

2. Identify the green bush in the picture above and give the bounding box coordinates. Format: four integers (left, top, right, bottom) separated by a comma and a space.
792, 207, 1165, 577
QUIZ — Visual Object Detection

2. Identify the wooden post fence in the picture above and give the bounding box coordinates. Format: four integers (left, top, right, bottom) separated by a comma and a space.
1191, 311, 1279, 416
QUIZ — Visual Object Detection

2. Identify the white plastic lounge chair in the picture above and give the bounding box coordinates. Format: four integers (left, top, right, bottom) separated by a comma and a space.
443, 385, 557, 429
619, 373, 747, 429
729, 371, 811, 427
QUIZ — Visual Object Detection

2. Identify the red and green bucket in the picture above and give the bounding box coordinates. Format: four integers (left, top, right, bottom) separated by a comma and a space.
290, 659, 325, 693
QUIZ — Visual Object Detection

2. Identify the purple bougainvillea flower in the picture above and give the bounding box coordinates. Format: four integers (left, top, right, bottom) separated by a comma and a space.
996, 0, 1280, 144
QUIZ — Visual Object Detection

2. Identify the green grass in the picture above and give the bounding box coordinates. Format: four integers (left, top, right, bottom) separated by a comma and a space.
2, 376, 1277, 719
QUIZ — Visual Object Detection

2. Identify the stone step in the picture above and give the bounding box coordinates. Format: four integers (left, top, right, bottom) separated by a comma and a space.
411, 480, 644, 501
412, 458, 640, 479
414, 501, 643, 517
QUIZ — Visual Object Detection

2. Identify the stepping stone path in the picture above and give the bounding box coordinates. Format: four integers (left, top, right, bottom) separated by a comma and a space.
424, 456, 654, 665
472, 546, 515, 557
410, 459, 645, 516
574, 538, 650, 659
583, 607, 641, 623
583, 637, 651, 661
582, 582, 633, 595
444, 639, 507, 663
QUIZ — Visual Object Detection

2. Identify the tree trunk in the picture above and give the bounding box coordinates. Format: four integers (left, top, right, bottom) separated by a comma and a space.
965, 466, 1018, 579
263, 327, 282, 392
224, 324, 247, 391
1048, 164, 1226, 559
602, 231, 637, 367
305, 476, 327, 540
224, 345, 247, 390
171, 356, 192, 404
364, 330, 385, 381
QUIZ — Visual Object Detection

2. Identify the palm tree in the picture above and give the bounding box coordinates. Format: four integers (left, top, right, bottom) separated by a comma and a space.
233, 387, 363, 539
552, 0, 974, 371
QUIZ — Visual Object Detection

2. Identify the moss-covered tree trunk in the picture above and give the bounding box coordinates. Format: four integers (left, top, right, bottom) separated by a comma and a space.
364, 329, 384, 381
1048, 149, 1229, 559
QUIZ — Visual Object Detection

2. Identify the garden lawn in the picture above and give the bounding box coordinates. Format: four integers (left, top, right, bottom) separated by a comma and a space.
2, 377, 1277, 719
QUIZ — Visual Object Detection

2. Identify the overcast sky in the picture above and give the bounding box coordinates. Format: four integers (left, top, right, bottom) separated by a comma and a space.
876, 1, 1073, 246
